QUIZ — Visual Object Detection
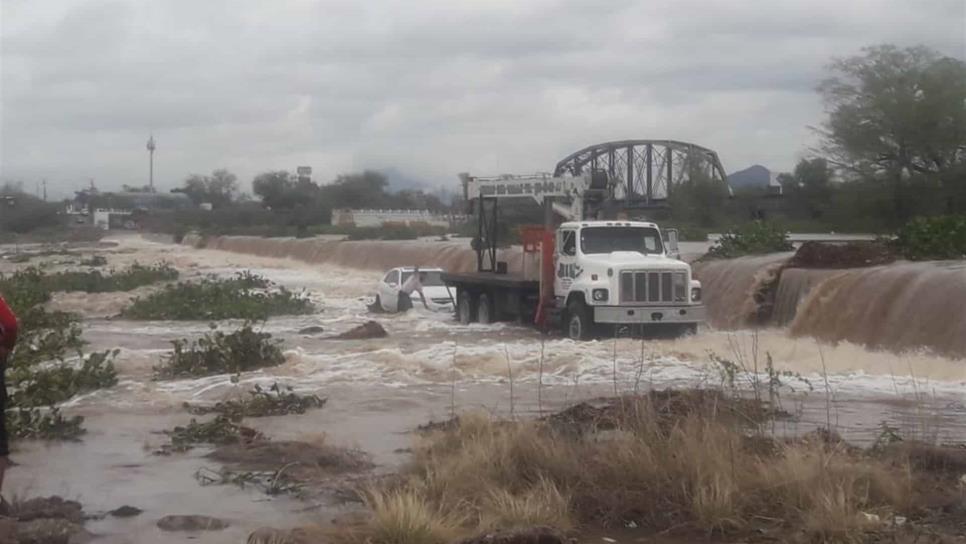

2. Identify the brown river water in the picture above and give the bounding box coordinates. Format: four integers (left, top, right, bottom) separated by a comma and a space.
2, 234, 965, 543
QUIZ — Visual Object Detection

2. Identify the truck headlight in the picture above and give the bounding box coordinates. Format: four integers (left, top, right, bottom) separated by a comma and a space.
691, 287, 702, 302
592, 288, 609, 302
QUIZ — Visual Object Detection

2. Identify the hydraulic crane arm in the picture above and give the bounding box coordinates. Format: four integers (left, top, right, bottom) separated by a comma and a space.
458, 172, 607, 221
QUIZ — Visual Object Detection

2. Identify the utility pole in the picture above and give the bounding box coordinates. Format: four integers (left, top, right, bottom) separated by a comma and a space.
42, 179, 47, 201
146, 134, 156, 192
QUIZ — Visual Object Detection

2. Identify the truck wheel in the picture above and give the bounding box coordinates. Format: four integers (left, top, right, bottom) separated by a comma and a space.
477, 293, 494, 324
457, 290, 475, 324
566, 300, 593, 341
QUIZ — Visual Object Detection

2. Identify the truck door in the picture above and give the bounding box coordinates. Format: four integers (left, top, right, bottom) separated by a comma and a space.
555, 229, 578, 297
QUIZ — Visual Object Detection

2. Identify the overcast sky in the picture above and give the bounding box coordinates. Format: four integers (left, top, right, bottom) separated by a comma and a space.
2, 0, 964, 199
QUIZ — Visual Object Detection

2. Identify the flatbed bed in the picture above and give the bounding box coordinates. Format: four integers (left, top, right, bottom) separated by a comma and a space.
441, 272, 542, 324
441, 272, 539, 290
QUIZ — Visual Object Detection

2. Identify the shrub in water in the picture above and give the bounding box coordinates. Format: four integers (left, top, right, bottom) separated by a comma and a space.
155, 324, 285, 379
8, 350, 119, 408
893, 214, 966, 260
6, 406, 86, 441
121, 272, 313, 320
706, 221, 794, 259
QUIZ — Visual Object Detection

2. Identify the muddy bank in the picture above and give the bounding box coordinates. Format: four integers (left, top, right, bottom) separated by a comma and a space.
182, 233, 527, 275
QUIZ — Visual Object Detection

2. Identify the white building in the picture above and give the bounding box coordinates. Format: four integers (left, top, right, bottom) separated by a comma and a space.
334, 209, 460, 228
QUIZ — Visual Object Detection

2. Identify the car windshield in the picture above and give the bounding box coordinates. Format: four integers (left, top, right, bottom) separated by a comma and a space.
580, 227, 663, 255
400, 270, 445, 286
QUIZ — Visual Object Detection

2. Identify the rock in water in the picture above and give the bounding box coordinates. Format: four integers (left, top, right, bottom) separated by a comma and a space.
298, 325, 326, 335
332, 321, 387, 340
156, 515, 228, 531
109, 505, 143, 518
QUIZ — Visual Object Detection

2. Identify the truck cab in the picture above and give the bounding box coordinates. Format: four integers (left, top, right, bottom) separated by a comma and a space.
555, 220, 704, 339
441, 171, 706, 340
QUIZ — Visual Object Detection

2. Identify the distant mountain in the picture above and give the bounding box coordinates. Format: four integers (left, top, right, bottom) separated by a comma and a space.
727, 164, 779, 190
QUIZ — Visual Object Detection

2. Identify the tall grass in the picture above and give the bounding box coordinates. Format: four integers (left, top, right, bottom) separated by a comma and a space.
336, 394, 917, 543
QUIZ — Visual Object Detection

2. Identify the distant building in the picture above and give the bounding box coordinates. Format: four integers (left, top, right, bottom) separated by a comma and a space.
334, 209, 461, 228
116, 191, 193, 210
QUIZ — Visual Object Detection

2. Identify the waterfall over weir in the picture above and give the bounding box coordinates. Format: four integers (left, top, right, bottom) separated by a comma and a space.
788, 261, 966, 357
183, 234, 525, 274
696, 252, 966, 357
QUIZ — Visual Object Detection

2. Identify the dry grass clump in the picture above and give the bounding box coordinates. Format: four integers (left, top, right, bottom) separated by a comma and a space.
363, 489, 463, 544
336, 392, 918, 543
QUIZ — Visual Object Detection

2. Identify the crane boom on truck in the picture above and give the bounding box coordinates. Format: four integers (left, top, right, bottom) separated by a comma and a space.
443, 171, 705, 340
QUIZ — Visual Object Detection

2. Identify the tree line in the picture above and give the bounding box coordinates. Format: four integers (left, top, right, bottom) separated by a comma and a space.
669, 44, 966, 232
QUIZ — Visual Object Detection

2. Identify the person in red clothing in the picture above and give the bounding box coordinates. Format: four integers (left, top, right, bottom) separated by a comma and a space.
0, 295, 16, 492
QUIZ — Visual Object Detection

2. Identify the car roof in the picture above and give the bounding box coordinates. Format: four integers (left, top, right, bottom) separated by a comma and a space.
392, 267, 445, 272
559, 220, 658, 229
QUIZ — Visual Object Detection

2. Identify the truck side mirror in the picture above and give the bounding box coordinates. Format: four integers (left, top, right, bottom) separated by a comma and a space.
665, 228, 680, 258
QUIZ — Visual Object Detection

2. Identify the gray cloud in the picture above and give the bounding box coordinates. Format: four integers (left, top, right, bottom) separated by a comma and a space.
2, 0, 964, 199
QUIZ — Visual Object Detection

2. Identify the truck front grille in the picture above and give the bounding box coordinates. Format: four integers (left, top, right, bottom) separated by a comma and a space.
619, 271, 687, 304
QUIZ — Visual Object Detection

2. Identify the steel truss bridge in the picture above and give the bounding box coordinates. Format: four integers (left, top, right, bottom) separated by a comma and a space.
553, 139, 728, 208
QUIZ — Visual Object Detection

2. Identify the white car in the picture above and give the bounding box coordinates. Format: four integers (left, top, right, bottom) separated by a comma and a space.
372, 267, 455, 312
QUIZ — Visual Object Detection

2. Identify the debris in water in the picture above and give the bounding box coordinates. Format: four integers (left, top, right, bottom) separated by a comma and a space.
184, 382, 326, 419
154, 416, 263, 455
456, 526, 568, 544
8, 496, 84, 524
156, 514, 229, 532
15, 518, 92, 543
208, 440, 373, 476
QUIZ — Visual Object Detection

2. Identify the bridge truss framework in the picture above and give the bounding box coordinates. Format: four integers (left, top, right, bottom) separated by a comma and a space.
553, 139, 728, 208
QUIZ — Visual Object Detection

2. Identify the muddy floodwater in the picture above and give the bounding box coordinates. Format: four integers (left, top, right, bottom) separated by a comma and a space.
3, 234, 965, 543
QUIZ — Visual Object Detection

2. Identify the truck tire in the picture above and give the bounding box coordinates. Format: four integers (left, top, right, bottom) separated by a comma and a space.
566, 300, 593, 341
457, 289, 475, 324
477, 293, 495, 324
678, 323, 698, 336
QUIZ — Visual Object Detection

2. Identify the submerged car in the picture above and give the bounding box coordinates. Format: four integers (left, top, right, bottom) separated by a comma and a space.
372, 267, 455, 312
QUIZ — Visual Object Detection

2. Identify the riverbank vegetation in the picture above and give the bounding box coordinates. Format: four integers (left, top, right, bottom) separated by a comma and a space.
0, 270, 119, 441
121, 272, 314, 320
892, 214, 966, 260
330, 391, 965, 544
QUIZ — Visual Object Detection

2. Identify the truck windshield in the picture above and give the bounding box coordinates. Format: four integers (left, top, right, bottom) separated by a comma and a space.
580, 227, 663, 255
401, 270, 445, 286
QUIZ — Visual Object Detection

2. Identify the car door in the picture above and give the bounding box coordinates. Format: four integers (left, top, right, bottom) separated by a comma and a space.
379, 269, 401, 311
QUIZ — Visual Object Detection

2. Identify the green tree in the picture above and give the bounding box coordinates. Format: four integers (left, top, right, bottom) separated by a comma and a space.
777, 158, 833, 219
0, 184, 62, 234
320, 170, 392, 209
253, 171, 322, 210
818, 44, 966, 223
668, 157, 729, 227
175, 169, 238, 208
